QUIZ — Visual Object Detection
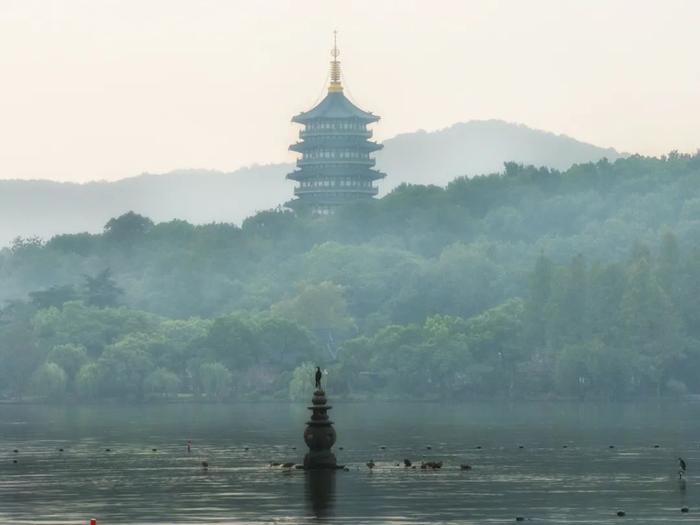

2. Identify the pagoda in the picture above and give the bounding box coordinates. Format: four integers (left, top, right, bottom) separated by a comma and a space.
286, 33, 385, 215
303, 387, 338, 469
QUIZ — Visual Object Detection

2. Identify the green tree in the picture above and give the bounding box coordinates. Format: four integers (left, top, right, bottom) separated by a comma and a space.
657, 231, 680, 296
83, 269, 123, 308
145, 368, 182, 398
272, 281, 356, 340
29, 285, 78, 309
525, 252, 553, 349
29, 362, 67, 400
289, 362, 318, 401
0, 303, 43, 399
32, 301, 158, 356
202, 315, 257, 368
75, 363, 101, 399
621, 257, 682, 395
547, 254, 588, 347
97, 334, 156, 399
554, 343, 591, 398
465, 299, 527, 396
47, 343, 88, 385
199, 362, 232, 401
103, 211, 154, 243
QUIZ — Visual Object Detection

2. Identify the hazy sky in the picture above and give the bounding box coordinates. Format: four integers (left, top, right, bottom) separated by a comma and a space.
0, 0, 698, 182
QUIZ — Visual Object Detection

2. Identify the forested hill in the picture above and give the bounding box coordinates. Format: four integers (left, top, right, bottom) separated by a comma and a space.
2, 153, 699, 402
0, 120, 619, 246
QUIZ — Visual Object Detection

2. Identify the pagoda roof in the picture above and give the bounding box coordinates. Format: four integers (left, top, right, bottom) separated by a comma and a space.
292, 92, 379, 124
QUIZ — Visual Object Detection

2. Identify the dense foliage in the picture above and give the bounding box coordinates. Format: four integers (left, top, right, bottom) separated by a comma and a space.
2, 152, 700, 401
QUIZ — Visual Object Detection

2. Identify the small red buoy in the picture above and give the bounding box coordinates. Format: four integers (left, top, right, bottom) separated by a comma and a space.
90, 519, 97, 525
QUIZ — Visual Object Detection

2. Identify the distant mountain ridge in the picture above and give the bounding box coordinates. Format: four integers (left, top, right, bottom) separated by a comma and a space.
377, 120, 622, 186
0, 120, 621, 247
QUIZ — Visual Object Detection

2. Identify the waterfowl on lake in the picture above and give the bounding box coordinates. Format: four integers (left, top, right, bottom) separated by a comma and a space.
366, 460, 375, 469
403, 459, 412, 467
201, 460, 209, 469
682, 507, 689, 513
421, 461, 442, 469
460, 464, 472, 470
281, 462, 295, 469
616, 510, 625, 517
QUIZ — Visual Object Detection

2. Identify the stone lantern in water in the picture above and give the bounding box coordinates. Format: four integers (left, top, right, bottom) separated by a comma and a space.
303, 387, 338, 469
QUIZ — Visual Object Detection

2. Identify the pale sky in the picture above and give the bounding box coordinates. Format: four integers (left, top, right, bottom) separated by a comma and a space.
0, 0, 698, 182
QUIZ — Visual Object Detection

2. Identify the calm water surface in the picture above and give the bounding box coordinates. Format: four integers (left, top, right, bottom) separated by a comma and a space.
1, 401, 699, 524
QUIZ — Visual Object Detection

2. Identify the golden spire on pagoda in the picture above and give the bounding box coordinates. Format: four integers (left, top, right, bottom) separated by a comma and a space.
328, 30, 343, 93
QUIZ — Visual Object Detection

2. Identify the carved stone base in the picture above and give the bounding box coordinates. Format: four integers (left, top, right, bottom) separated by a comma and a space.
303, 449, 338, 470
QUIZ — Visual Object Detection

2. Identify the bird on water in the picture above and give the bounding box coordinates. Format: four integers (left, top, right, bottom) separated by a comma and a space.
366, 460, 375, 470
679, 457, 687, 479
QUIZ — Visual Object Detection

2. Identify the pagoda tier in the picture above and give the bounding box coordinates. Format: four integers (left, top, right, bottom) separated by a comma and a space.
285, 36, 385, 216
289, 136, 382, 153
287, 167, 385, 182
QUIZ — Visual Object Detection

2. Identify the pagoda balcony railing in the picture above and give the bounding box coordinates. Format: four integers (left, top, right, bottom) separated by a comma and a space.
294, 186, 379, 197
296, 158, 376, 168
300, 129, 372, 139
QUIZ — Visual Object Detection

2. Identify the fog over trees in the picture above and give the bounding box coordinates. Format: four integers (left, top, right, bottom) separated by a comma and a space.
1, 152, 698, 402
0, 120, 619, 246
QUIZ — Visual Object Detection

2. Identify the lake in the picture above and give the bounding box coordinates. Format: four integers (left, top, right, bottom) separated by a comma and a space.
1, 401, 699, 524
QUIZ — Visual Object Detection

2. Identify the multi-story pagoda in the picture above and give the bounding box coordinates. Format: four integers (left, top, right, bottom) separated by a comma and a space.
286, 34, 385, 215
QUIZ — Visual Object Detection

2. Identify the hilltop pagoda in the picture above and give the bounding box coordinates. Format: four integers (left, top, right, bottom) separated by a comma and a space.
286, 33, 385, 215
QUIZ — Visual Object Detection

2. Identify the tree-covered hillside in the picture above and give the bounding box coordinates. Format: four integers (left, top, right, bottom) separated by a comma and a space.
2, 152, 700, 401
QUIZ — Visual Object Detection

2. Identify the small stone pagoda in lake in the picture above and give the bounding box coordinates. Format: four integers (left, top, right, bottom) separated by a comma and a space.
286, 32, 385, 216
303, 373, 338, 469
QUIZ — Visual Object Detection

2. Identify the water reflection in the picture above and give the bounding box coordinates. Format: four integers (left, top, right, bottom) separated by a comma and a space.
305, 470, 336, 519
